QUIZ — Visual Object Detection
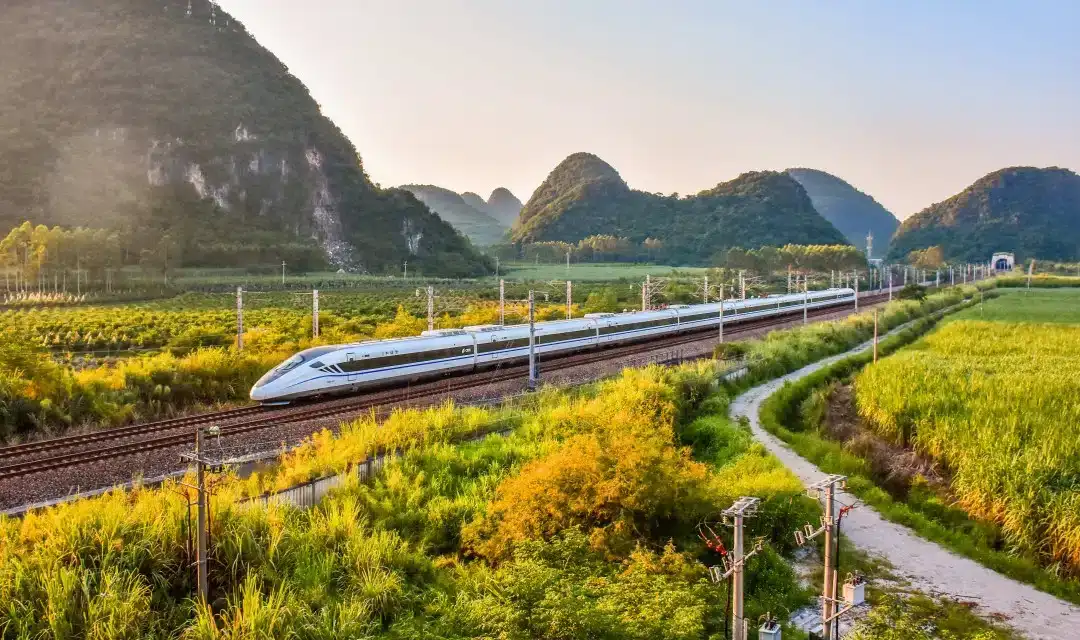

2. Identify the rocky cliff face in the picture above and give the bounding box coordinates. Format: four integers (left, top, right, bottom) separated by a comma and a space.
0, 0, 488, 275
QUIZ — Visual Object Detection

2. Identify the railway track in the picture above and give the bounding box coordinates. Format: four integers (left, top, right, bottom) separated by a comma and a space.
0, 294, 896, 481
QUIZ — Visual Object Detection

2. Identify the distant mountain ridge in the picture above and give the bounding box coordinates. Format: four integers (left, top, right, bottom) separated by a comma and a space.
786, 168, 898, 257
887, 166, 1080, 262
511, 152, 850, 264
400, 185, 522, 246
400, 185, 505, 246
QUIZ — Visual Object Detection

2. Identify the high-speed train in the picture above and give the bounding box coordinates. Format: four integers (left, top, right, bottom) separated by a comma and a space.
250, 287, 856, 402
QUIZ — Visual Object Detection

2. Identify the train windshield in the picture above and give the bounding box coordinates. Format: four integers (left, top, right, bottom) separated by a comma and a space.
253, 354, 306, 388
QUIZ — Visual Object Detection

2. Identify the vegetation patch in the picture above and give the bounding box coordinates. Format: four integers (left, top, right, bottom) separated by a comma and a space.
759, 290, 1080, 604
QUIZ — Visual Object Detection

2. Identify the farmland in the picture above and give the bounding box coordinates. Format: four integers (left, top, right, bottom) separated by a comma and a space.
854, 288, 1080, 573
0, 285, 999, 638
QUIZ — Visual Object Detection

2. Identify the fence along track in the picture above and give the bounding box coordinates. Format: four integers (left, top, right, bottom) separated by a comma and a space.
0, 295, 894, 480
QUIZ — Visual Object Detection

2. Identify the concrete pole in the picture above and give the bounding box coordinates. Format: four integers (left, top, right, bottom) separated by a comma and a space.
704, 274, 709, 304
312, 289, 319, 338
499, 278, 505, 325
854, 274, 859, 312
873, 309, 879, 363
740, 270, 746, 300
803, 275, 809, 324
732, 511, 746, 640
566, 280, 572, 319
195, 429, 208, 603
718, 284, 724, 344
822, 484, 837, 640
236, 286, 243, 351
427, 285, 434, 332
527, 290, 537, 390
642, 274, 650, 311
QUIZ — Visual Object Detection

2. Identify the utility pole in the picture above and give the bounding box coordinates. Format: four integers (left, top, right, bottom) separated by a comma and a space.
803, 274, 809, 324
642, 274, 650, 311
831, 269, 835, 289
873, 309, 879, 363
499, 278, 505, 325
236, 286, 243, 351
426, 285, 434, 332
794, 475, 850, 640
718, 284, 724, 344
194, 429, 208, 602
888, 269, 893, 302
281, 260, 286, 286
950, 267, 955, 287
936, 270, 940, 288
403, 260, 407, 279
527, 290, 538, 390
1027, 259, 1035, 290
712, 497, 763, 640
312, 289, 320, 338
788, 267, 792, 294
565, 280, 572, 319
739, 270, 746, 300
703, 274, 709, 304
179, 427, 221, 603
854, 273, 859, 312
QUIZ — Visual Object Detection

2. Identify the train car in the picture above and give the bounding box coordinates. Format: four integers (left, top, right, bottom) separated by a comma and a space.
251, 287, 856, 403
250, 331, 476, 401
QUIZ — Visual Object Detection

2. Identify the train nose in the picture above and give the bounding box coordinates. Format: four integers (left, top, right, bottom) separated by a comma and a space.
250, 384, 269, 402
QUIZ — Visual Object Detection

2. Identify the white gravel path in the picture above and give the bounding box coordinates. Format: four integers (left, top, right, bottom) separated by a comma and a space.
729, 332, 1080, 640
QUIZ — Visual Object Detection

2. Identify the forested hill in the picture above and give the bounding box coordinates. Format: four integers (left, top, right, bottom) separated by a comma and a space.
786, 168, 898, 257
887, 166, 1080, 262
400, 185, 507, 246
511, 152, 850, 264
0, 0, 489, 276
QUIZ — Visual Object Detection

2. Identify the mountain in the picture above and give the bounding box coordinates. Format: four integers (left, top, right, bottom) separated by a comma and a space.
400, 185, 506, 246
511, 152, 849, 264
460, 192, 489, 212
486, 188, 524, 226
786, 168, 898, 257
887, 167, 1080, 262
0, 0, 489, 276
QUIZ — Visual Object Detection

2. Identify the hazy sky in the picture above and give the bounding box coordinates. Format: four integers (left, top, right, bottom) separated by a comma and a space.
217, 0, 1080, 219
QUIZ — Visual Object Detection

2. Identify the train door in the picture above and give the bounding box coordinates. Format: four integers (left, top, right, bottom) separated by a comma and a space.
346, 353, 358, 382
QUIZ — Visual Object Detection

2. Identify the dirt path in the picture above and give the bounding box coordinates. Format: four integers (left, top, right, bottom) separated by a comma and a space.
729, 332, 1080, 640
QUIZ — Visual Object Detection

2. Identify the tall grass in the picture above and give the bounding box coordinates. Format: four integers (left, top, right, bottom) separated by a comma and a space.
855, 320, 1080, 572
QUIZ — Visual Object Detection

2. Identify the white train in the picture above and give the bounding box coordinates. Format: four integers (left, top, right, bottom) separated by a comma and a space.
250, 288, 856, 403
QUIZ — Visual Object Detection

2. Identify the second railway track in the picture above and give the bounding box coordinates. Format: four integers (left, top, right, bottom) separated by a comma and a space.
0, 295, 895, 482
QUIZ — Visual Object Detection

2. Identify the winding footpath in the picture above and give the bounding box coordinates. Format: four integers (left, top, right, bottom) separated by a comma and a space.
729, 331, 1080, 639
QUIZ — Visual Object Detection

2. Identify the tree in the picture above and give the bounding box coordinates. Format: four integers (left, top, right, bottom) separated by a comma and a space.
908, 246, 945, 270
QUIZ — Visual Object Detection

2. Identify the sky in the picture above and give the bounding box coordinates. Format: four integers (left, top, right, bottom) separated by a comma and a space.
217, 0, 1080, 219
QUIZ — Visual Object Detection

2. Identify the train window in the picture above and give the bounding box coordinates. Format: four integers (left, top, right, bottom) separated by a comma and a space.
309, 361, 325, 368
278, 355, 304, 373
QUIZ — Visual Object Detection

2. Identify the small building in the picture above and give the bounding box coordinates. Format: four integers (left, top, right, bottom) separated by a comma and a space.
991, 252, 1015, 271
